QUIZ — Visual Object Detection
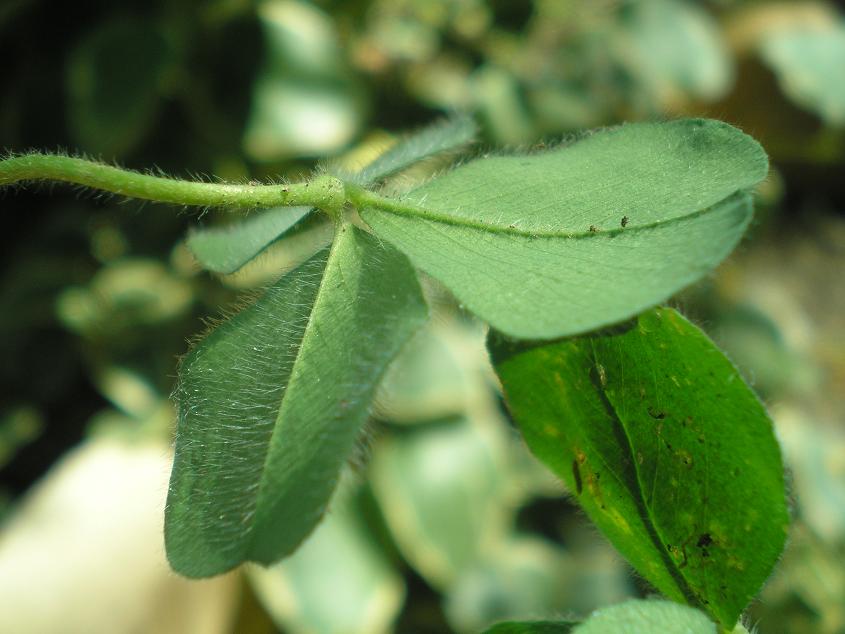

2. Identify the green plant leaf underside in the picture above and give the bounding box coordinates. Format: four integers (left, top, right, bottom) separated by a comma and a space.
346, 114, 478, 186
491, 308, 788, 628
165, 223, 427, 577
573, 599, 717, 634
187, 206, 313, 274
361, 119, 767, 339
186, 115, 476, 274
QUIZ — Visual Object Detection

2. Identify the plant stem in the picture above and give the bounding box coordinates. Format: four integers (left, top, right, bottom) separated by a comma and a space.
0, 153, 346, 213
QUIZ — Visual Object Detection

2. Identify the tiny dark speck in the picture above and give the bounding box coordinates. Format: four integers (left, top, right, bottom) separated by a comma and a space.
697, 533, 713, 548
648, 406, 666, 420
621, 215, 629, 227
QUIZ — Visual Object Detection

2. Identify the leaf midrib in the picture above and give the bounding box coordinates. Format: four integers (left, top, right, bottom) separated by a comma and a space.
358, 188, 748, 239
586, 338, 704, 613
245, 220, 345, 552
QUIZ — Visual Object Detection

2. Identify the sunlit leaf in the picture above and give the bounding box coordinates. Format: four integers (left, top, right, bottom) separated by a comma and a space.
0, 437, 239, 633
491, 308, 788, 628
374, 320, 476, 424
243, 0, 363, 160
165, 224, 427, 577
445, 537, 575, 633
759, 24, 845, 126
369, 415, 511, 589
362, 119, 767, 339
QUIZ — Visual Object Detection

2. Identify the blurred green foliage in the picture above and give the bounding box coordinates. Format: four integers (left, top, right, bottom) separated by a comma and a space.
1, 1, 844, 633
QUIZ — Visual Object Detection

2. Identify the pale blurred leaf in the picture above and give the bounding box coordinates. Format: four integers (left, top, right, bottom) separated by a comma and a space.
369, 415, 512, 588
760, 24, 845, 126
620, 0, 733, 105
248, 479, 404, 634
445, 537, 575, 634
66, 18, 174, 156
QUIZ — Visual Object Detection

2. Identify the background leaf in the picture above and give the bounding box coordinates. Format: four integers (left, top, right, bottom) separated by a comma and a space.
165, 224, 427, 577
619, 0, 732, 105
345, 114, 478, 185
186, 206, 313, 274
491, 308, 788, 627
361, 119, 768, 339
242, 0, 364, 160
759, 23, 845, 126
247, 475, 404, 634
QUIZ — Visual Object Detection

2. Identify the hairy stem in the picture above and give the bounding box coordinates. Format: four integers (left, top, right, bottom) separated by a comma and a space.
0, 153, 346, 213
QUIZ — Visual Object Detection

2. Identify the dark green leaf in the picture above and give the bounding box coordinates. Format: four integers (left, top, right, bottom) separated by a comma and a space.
491, 308, 788, 628
186, 206, 313, 274
242, 1, 363, 160
759, 24, 845, 126
347, 114, 478, 185
165, 224, 427, 577
361, 119, 767, 339
66, 18, 173, 156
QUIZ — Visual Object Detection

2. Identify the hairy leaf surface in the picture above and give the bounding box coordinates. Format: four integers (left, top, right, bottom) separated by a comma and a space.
166, 224, 427, 577
361, 119, 767, 338
573, 599, 717, 634
187, 206, 313, 274
491, 308, 788, 628
346, 114, 477, 185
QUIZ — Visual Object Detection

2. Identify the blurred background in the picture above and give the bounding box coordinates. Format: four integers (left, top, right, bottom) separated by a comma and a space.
0, 1, 843, 632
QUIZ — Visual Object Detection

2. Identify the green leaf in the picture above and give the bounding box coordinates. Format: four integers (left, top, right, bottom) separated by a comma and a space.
374, 319, 481, 424
759, 24, 845, 126
66, 18, 174, 156
620, 0, 732, 104
444, 537, 577, 633
243, 1, 363, 160
186, 206, 313, 274
346, 114, 478, 185
361, 119, 767, 339
573, 599, 716, 634
165, 223, 427, 577
491, 308, 788, 628
247, 476, 405, 634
